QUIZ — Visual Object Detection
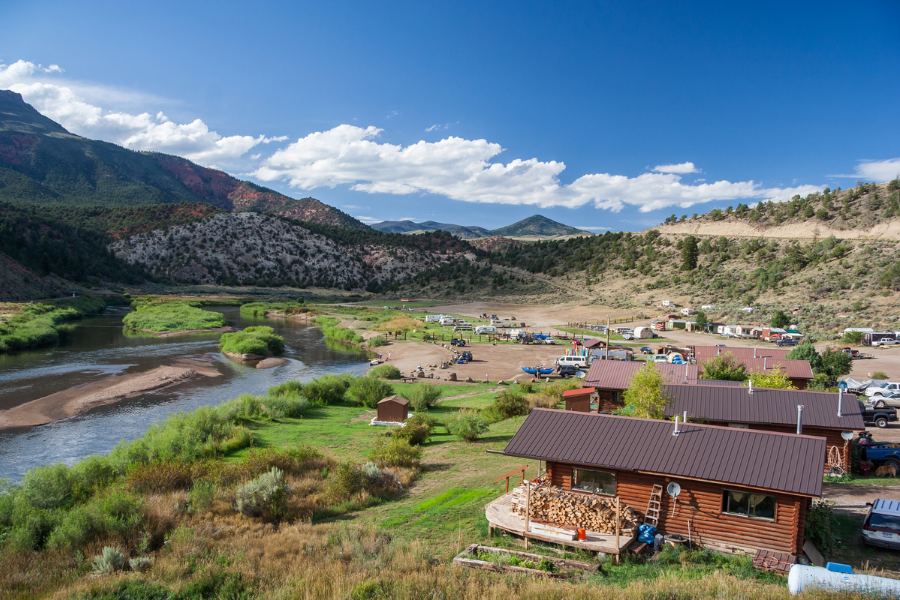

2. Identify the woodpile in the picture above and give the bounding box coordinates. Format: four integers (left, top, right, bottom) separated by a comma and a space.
509, 482, 639, 534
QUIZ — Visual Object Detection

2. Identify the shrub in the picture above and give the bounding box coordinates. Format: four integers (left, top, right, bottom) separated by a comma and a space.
20, 463, 75, 510
370, 438, 422, 468
235, 467, 291, 521
350, 376, 394, 408
805, 500, 837, 554
393, 414, 436, 446
529, 392, 559, 410
324, 462, 367, 502
873, 371, 889, 380
543, 378, 580, 402
368, 364, 401, 379
128, 556, 154, 572
267, 380, 304, 398
367, 336, 388, 347
302, 374, 352, 405
446, 410, 489, 442
91, 546, 125, 576
47, 491, 143, 550
494, 390, 529, 419
404, 383, 441, 411
70, 455, 117, 500
188, 481, 216, 512
219, 326, 285, 356
126, 460, 203, 493
843, 331, 863, 345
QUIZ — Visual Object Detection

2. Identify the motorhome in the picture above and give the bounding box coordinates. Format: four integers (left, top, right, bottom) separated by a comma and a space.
453, 322, 474, 331
490, 318, 511, 328
439, 316, 459, 326
424, 315, 443, 323
475, 325, 497, 335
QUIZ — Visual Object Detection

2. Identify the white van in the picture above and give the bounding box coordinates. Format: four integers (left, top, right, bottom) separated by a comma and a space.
555, 355, 591, 368
440, 316, 459, 326
475, 325, 497, 335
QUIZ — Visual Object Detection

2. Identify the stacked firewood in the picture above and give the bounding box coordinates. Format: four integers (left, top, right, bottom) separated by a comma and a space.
509, 482, 639, 534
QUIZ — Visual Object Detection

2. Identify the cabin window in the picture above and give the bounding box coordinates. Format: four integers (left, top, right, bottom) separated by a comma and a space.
571, 468, 615, 495
722, 490, 776, 520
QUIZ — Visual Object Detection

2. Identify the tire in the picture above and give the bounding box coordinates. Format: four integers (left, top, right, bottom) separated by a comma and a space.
886, 458, 900, 472
875, 417, 889, 428
875, 400, 887, 408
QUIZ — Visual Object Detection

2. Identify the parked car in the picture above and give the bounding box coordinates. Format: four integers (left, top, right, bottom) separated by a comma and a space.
555, 355, 591, 368
871, 392, 900, 409
542, 338, 556, 345
460, 350, 473, 361
622, 333, 634, 340
866, 382, 900, 397
557, 364, 586, 379
776, 338, 799, 346
640, 347, 653, 354
653, 355, 668, 363
873, 338, 899, 347
862, 499, 900, 550
450, 339, 466, 347
859, 400, 899, 428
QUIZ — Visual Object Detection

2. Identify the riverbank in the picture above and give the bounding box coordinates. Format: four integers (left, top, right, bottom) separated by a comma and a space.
0, 358, 220, 430
0, 296, 107, 354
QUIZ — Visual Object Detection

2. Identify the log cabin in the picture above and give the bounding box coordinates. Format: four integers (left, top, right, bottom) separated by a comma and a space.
498, 409, 824, 556
662, 384, 865, 474
582, 361, 699, 411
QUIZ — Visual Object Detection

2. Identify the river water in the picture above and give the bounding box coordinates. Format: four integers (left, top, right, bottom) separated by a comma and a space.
0, 306, 370, 482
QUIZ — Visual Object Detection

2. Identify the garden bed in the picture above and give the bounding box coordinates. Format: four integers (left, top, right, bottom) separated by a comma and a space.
452, 544, 598, 579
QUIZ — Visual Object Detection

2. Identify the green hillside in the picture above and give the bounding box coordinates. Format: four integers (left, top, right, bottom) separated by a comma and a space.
489, 214, 588, 237
371, 214, 587, 239
0, 90, 366, 229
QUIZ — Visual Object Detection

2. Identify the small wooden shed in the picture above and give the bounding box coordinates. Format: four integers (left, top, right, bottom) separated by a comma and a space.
376, 396, 409, 423
563, 388, 595, 413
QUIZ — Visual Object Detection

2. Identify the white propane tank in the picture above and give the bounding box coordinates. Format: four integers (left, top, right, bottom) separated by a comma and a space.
788, 565, 900, 596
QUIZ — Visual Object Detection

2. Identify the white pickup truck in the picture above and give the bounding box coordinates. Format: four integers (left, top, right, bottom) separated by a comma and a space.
866, 382, 900, 397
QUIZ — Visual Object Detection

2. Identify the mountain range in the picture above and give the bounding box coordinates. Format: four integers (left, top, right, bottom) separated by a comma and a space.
0, 90, 365, 229
371, 214, 590, 238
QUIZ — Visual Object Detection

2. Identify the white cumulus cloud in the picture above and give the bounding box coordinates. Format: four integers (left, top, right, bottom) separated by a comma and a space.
652, 162, 700, 174
0, 60, 277, 168
255, 125, 822, 212
854, 158, 900, 182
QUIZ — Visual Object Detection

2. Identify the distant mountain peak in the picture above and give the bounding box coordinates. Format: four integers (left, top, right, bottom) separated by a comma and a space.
0, 89, 71, 135
370, 213, 590, 239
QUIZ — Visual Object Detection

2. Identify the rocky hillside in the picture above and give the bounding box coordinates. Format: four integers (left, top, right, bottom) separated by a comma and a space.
111, 213, 473, 291
0, 90, 365, 229
653, 181, 900, 240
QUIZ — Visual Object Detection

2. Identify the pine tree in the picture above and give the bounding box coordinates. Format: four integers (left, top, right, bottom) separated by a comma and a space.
681, 235, 699, 271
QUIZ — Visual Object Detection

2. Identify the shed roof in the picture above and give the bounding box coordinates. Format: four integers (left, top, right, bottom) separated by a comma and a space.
581, 339, 604, 349
563, 387, 596, 397
503, 409, 824, 497
377, 395, 409, 406
662, 384, 865, 430
583, 361, 699, 390
694, 346, 791, 361
696, 379, 744, 387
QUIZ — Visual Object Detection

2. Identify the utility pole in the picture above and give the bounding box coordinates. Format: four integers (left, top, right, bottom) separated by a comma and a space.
606, 314, 610, 359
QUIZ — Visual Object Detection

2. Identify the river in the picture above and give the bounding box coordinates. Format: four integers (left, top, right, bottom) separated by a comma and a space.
0, 306, 370, 482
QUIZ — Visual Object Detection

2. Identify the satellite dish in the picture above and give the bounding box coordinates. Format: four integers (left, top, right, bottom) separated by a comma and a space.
575, 370, 587, 379
667, 482, 682, 497
841, 431, 854, 441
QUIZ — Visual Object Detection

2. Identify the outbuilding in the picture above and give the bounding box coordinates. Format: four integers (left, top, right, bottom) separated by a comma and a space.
375, 395, 409, 424
663, 384, 865, 473
633, 326, 655, 339
563, 387, 596, 412
496, 410, 825, 556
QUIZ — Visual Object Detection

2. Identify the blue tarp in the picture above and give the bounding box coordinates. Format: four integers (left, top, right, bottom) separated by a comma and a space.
638, 524, 657, 545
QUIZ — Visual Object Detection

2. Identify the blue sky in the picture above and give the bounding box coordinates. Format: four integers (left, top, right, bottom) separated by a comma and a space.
1, 1, 899, 231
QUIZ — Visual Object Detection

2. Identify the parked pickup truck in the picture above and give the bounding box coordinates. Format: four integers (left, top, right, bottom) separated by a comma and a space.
857, 432, 900, 470
859, 400, 899, 429
866, 382, 900, 397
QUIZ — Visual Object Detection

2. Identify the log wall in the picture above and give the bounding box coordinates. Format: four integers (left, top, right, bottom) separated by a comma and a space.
595, 389, 624, 412
546, 461, 808, 555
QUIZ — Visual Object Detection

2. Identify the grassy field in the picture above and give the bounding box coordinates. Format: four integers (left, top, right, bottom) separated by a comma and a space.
122, 300, 226, 332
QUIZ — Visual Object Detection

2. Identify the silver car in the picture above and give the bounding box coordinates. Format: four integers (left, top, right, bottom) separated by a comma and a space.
862, 499, 900, 550
872, 392, 900, 409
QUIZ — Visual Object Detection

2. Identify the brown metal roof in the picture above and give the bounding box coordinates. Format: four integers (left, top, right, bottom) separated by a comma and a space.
662, 384, 865, 430
581, 339, 604, 349
377, 395, 409, 406
696, 379, 744, 387
739, 357, 814, 380
694, 346, 791, 361
503, 409, 824, 497
583, 361, 699, 390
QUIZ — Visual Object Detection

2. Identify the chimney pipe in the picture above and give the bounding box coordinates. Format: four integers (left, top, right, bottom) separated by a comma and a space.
797, 405, 804, 435
764, 356, 768, 369
673, 416, 680, 436
749, 380, 753, 395
717, 348, 721, 356
754, 348, 757, 358
683, 411, 688, 423
838, 388, 843, 418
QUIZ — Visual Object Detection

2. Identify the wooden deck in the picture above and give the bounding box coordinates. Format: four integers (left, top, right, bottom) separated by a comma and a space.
486, 492, 634, 554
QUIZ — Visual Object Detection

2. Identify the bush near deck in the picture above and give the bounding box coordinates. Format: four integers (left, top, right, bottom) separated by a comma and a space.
122, 301, 226, 332
219, 326, 284, 356
0, 296, 107, 353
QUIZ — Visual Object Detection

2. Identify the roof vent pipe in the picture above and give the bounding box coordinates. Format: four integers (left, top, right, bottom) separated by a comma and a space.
749, 380, 753, 395
797, 405, 804, 435
764, 357, 768, 370
717, 348, 721, 356
838, 388, 843, 418
754, 348, 757, 358
673, 416, 680, 437
683, 411, 688, 423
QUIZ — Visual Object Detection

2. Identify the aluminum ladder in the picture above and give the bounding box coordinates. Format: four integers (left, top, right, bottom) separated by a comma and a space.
644, 484, 663, 527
